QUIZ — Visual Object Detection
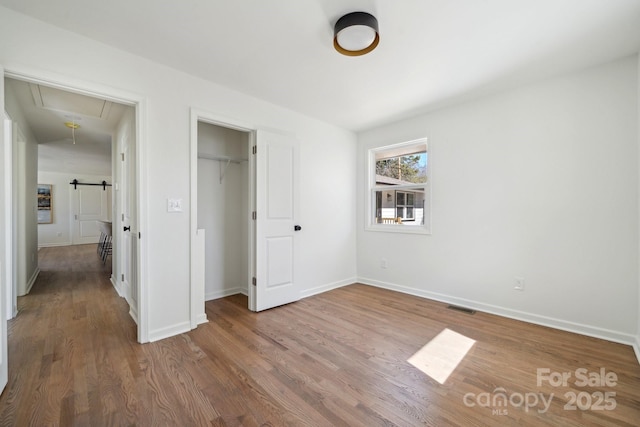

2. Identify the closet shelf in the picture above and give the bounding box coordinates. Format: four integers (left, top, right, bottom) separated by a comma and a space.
198, 153, 248, 163
198, 152, 248, 183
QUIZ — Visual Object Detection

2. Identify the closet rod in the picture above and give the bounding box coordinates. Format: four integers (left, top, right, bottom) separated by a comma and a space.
197, 152, 248, 163
198, 152, 248, 183
69, 179, 112, 190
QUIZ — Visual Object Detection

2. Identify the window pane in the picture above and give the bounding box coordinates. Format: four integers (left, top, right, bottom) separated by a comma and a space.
373, 188, 425, 226
374, 191, 396, 222
375, 152, 427, 184
397, 192, 405, 205
406, 207, 414, 218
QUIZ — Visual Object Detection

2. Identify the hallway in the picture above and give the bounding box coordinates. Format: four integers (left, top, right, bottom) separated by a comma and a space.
0, 245, 139, 425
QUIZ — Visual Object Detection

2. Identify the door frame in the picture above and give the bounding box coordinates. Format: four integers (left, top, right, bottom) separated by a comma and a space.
189, 109, 256, 326
2, 66, 149, 343
3, 111, 15, 321
0, 70, 8, 393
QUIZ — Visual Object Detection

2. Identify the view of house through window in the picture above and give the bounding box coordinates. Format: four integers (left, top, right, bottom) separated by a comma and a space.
369, 139, 430, 233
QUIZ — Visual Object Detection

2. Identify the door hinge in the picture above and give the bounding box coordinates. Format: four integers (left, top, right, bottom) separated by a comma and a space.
122, 213, 124, 221
121, 274, 125, 281
139, 232, 141, 239
121, 152, 125, 161
252, 146, 257, 155
252, 211, 256, 220
252, 277, 257, 286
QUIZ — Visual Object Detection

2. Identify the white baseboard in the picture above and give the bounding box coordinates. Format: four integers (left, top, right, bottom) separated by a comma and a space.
204, 277, 353, 303
25, 268, 40, 294
633, 336, 640, 366
205, 286, 246, 301
300, 277, 356, 299
148, 321, 191, 342
129, 306, 139, 325
38, 242, 72, 248
111, 276, 125, 297
197, 313, 208, 325
358, 277, 637, 348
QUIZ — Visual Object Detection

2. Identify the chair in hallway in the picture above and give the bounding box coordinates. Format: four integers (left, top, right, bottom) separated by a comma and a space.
97, 221, 112, 264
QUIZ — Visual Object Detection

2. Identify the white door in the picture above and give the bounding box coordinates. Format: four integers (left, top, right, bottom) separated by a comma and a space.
71, 185, 109, 245
0, 75, 9, 393
255, 130, 300, 311
120, 136, 135, 307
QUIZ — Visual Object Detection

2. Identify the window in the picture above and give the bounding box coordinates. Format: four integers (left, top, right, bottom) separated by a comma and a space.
396, 191, 415, 220
367, 138, 430, 234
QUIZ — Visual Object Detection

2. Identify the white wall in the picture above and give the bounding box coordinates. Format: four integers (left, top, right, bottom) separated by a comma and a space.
0, 6, 357, 340
358, 56, 639, 344
5, 80, 38, 296
37, 171, 112, 247
198, 123, 249, 300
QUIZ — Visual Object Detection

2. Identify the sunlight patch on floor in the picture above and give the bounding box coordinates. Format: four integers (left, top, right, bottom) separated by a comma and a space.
408, 328, 476, 384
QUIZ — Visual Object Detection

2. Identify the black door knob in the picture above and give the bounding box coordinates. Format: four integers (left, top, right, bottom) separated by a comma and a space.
294, 225, 302, 231
124, 226, 131, 232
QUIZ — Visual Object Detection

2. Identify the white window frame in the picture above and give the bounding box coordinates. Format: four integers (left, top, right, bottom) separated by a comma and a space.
366, 138, 431, 235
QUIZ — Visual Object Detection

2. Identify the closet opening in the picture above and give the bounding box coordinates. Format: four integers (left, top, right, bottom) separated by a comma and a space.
197, 122, 252, 306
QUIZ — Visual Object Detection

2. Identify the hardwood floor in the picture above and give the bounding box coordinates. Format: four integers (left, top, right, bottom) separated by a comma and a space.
0, 245, 638, 426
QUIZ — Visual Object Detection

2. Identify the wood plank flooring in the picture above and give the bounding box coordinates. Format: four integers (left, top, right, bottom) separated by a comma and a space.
0, 244, 638, 426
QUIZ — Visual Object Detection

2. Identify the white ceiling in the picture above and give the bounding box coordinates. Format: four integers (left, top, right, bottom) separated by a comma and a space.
5, 77, 129, 175
1, 0, 640, 133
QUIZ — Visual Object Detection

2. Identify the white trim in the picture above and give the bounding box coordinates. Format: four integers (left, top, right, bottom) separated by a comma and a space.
148, 321, 191, 343
129, 306, 139, 326
205, 287, 247, 301
134, 98, 148, 343
197, 313, 208, 325
0, 67, 9, 391
300, 277, 355, 299
24, 268, 40, 295
365, 223, 431, 235
358, 277, 638, 348
110, 275, 125, 298
634, 336, 640, 366
37, 242, 72, 248
3, 111, 13, 321
4, 65, 149, 344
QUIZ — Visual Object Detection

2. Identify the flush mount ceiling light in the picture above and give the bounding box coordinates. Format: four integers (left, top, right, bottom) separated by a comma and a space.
334, 11, 379, 56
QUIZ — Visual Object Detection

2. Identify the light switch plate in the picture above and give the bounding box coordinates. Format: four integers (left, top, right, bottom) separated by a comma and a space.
167, 198, 183, 212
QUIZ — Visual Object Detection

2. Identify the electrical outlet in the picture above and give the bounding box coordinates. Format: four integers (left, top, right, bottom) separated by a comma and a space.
514, 276, 525, 291
381, 258, 388, 269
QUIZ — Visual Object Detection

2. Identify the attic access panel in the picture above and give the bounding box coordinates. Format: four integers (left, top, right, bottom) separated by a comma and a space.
29, 83, 113, 119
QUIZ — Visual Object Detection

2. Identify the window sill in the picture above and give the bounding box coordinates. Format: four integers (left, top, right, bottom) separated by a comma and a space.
365, 224, 431, 235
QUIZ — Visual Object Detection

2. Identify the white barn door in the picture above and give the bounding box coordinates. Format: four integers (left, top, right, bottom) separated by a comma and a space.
255, 130, 300, 311
71, 185, 109, 245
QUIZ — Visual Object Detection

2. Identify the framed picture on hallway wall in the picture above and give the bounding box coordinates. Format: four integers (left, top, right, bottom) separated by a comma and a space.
37, 184, 53, 224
